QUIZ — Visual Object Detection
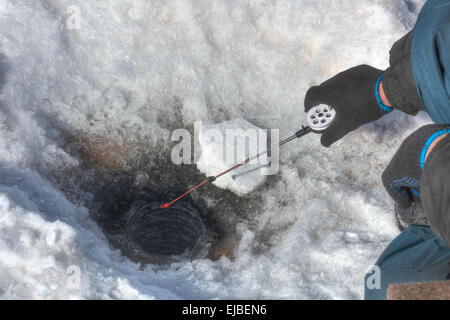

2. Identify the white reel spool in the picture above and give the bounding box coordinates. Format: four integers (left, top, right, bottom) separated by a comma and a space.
306, 104, 336, 132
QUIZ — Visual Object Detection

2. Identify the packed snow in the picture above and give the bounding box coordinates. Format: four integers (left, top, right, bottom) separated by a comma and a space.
0, 0, 430, 299
197, 118, 268, 195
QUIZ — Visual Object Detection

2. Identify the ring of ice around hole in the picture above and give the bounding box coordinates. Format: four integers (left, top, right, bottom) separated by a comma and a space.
125, 200, 206, 258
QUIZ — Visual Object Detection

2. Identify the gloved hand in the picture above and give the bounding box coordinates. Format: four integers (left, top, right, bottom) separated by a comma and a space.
382, 124, 450, 208
304, 65, 390, 147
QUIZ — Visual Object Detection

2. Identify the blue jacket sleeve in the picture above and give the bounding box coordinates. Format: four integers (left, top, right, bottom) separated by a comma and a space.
411, 0, 450, 123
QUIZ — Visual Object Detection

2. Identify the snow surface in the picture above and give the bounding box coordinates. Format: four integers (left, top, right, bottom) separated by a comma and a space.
197, 118, 268, 195
0, 0, 430, 299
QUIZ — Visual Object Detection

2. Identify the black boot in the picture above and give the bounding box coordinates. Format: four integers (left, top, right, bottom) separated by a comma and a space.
394, 201, 429, 231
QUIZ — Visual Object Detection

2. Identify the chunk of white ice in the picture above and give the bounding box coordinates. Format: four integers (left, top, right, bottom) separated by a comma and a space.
197, 118, 268, 195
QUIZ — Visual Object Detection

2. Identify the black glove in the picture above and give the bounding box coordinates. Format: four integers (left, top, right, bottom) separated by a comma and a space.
304, 65, 389, 147
382, 124, 450, 208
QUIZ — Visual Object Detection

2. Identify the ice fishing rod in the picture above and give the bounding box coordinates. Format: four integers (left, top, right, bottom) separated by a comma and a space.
160, 104, 336, 208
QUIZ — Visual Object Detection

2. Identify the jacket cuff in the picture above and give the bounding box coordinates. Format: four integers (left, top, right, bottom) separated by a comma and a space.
423, 134, 450, 171
421, 134, 450, 248
383, 31, 425, 115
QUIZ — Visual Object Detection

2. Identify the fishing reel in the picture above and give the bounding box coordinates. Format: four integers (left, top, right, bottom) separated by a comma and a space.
306, 104, 336, 133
